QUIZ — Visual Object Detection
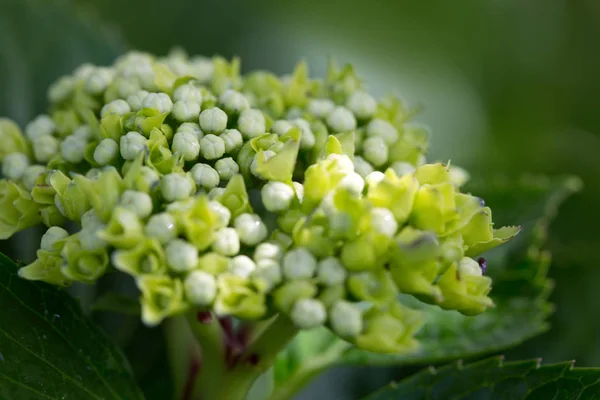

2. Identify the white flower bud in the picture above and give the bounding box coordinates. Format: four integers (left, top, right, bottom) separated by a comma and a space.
84, 68, 113, 94
449, 165, 470, 187
230, 255, 256, 278
48, 76, 75, 103
365, 171, 385, 187
139, 166, 160, 189
32, 135, 59, 162
25, 115, 55, 141
220, 129, 243, 153
185, 270, 217, 306
113, 78, 140, 99
166, 239, 198, 272
326, 106, 357, 132
145, 212, 178, 244
79, 226, 108, 251
127, 90, 149, 111
120, 131, 147, 160
238, 109, 266, 138
199, 134, 226, 160
73, 125, 94, 141
271, 120, 294, 136
338, 172, 365, 195
22, 165, 46, 190
177, 122, 204, 141
292, 182, 304, 203
290, 298, 326, 329
253, 259, 282, 291
326, 154, 355, 174
173, 83, 203, 104
282, 248, 317, 280
234, 213, 268, 246
250, 150, 275, 179
101, 99, 131, 117
329, 301, 363, 337
362, 136, 389, 167
292, 118, 315, 149
60, 135, 87, 164
347, 91, 377, 119
190, 56, 214, 82
40, 227, 69, 252
215, 157, 239, 180
120, 190, 153, 219
370, 208, 398, 238
458, 257, 483, 277
161, 173, 194, 202
353, 156, 374, 178
212, 227, 240, 256
208, 187, 226, 200
317, 257, 347, 286
417, 154, 427, 167
208, 200, 231, 228
366, 119, 398, 145
254, 242, 283, 262
219, 90, 249, 114
172, 131, 200, 161
2, 153, 29, 180
93, 138, 119, 166
190, 163, 220, 190
73, 63, 95, 81
261, 181, 295, 212
142, 92, 173, 114
172, 101, 201, 122
307, 98, 335, 118
390, 161, 415, 177
199, 107, 228, 134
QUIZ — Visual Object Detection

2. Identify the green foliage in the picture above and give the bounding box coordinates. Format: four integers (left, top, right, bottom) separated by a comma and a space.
0, 252, 144, 400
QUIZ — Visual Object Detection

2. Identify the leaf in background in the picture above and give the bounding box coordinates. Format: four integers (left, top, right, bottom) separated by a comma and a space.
91, 292, 141, 316
0, 252, 144, 400
362, 356, 600, 400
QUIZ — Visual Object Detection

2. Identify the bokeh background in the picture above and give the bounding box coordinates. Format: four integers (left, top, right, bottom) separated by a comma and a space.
1, 0, 599, 398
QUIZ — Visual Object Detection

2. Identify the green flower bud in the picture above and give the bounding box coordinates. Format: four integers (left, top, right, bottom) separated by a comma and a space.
390, 161, 415, 177
329, 300, 363, 338
0, 180, 41, 239
215, 157, 239, 180
362, 136, 388, 167
190, 163, 220, 189
220, 129, 243, 153
145, 212, 178, 244
274, 281, 318, 314
185, 270, 217, 306
93, 138, 118, 165
254, 242, 283, 262
60, 136, 87, 164
84, 67, 113, 94
160, 172, 195, 202
177, 122, 204, 141
174, 82, 203, 104
368, 169, 418, 224
212, 227, 240, 256
317, 257, 346, 286
120, 131, 147, 160
199, 134, 226, 160
40, 226, 69, 252
119, 190, 153, 219
366, 119, 398, 145
137, 275, 187, 326
127, 90, 150, 111
60, 236, 109, 283
290, 298, 326, 329
25, 115, 55, 140
261, 181, 295, 212
0, 119, 31, 161
347, 270, 398, 306
219, 89, 249, 114
234, 213, 268, 246
230, 255, 256, 278
282, 248, 317, 280
32, 135, 59, 162
22, 165, 46, 191
197, 252, 230, 275
346, 91, 377, 121
326, 106, 356, 133
48, 75, 75, 103
307, 98, 335, 118
101, 99, 131, 117
213, 273, 266, 319
97, 207, 144, 249
271, 120, 294, 135
353, 156, 374, 178
142, 92, 173, 114
172, 101, 201, 122
166, 239, 199, 272
253, 259, 282, 291
436, 258, 493, 316
112, 238, 166, 276
199, 107, 228, 134
2, 152, 29, 180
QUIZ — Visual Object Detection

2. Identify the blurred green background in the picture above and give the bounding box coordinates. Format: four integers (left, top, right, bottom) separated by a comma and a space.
1, 0, 599, 398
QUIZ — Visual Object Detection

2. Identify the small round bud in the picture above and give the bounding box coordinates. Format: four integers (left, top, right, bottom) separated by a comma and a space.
177, 122, 204, 141
32, 135, 59, 162
190, 163, 220, 189
347, 91, 377, 119
142, 92, 173, 114
390, 161, 415, 177
93, 138, 119, 166
212, 227, 240, 256
84, 68, 113, 94
362, 136, 389, 167
113, 78, 140, 99
370, 208, 398, 238
261, 181, 295, 212
60, 135, 87, 164
326, 153, 355, 174
145, 212, 178, 244
338, 172, 365, 195
290, 298, 326, 329
48, 76, 75, 103
317, 257, 347, 286
101, 99, 131, 117
172, 101, 201, 122
127, 90, 149, 111
254, 242, 283, 262
366, 119, 398, 145
199, 134, 226, 160
22, 165, 46, 190
353, 156, 374, 178
120, 131, 147, 160
230, 255, 256, 278
234, 213, 268, 246
199, 107, 228, 134
120, 190, 153, 219
329, 301, 363, 337
79, 226, 107, 251
365, 171, 385, 187
173, 83, 203, 104
208, 200, 231, 228
2, 153, 29, 180
139, 166, 160, 189
172, 131, 200, 161
73, 63, 95, 81
161, 173, 194, 202
208, 187, 226, 200
190, 56, 214, 82
307, 98, 335, 118
73, 125, 94, 141
254, 259, 282, 291
219, 90, 249, 114
292, 118, 315, 149
458, 257, 483, 277
326, 106, 357, 133
40, 227, 68, 252
215, 157, 239, 180
271, 120, 294, 136
220, 129, 243, 153
166, 239, 198, 272
238, 109, 266, 138
185, 270, 217, 306
282, 248, 317, 280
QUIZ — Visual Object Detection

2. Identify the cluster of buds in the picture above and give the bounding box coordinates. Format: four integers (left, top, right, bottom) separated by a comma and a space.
0, 50, 519, 354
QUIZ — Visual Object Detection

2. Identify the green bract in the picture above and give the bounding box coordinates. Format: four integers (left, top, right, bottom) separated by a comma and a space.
0, 50, 520, 354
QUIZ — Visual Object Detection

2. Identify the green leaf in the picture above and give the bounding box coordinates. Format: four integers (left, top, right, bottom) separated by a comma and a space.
362, 356, 600, 400
0, 252, 145, 400
91, 292, 141, 316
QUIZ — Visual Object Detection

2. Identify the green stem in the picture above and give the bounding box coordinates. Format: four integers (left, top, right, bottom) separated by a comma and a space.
164, 316, 201, 400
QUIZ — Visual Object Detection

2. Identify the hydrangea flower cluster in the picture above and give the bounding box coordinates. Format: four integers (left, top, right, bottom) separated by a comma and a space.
0, 50, 520, 354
